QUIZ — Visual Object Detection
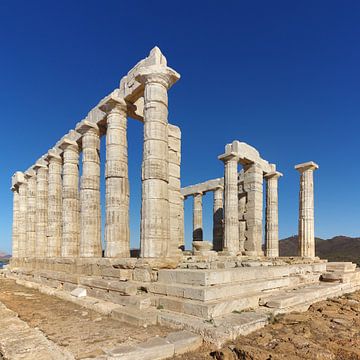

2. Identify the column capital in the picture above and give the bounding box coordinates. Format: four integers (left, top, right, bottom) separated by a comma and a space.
193, 191, 203, 197
99, 89, 127, 115
24, 168, 36, 179
135, 65, 180, 89
58, 137, 79, 151
295, 161, 319, 173
75, 120, 99, 135
33, 159, 48, 171
218, 152, 239, 163
45, 148, 62, 163
264, 171, 283, 180
214, 185, 224, 191
11, 171, 26, 188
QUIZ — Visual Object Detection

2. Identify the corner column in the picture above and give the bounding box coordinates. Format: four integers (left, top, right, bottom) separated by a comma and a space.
264, 171, 282, 257
136, 65, 180, 258
46, 150, 63, 257
34, 162, 48, 258
77, 122, 102, 257
213, 186, 224, 251
100, 97, 130, 258
59, 138, 80, 257
193, 192, 203, 242
295, 161, 319, 258
25, 169, 37, 257
219, 153, 239, 254
11, 185, 20, 258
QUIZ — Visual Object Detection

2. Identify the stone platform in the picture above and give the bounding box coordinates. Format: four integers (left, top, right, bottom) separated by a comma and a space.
5, 256, 360, 347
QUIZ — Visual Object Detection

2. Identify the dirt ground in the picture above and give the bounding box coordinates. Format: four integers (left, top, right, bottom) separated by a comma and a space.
175, 291, 360, 360
0, 277, 169, 359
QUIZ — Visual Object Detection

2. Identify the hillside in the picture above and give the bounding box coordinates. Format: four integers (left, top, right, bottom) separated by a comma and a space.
0, 252, 10, 259
279, 235, 360, 266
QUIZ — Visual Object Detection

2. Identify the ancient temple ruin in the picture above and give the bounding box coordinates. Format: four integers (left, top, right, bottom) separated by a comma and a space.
6, 48, 360, 347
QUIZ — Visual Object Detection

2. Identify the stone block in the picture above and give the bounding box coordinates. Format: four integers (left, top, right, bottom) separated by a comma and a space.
70, 287, 87, 298
166, 331, 202, 355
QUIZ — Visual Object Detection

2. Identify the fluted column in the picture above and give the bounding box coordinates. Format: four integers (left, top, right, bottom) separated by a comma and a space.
77, 121, 102, 257
213, 186, 224, 251
46, 150, 63, 257
100, 96, 130, 258
25, 169, 37, 257
238, 181, 246, 254
295, 161, 319, 258
243, 163, 264, 256
136, 65, 180, 258
59, 138, 80, 257
34, 162, 48, 258
193, 192, 203, 242
11, 185, 19, 258
219, 153, 239, 254
265, 171, 282, 258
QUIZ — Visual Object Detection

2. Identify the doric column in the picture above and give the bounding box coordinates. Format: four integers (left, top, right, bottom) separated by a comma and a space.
136, 65, 180, 258
34, 161, 48, 258
11, 185, 19, 258
179, 194, 185, 250
59, 138, 80, 257
219, 152, 239, 254
46, 149, 63, 257
193, 192, 203, 242
25, 169, 37, 257
77, 121, 102, 257
100, 95, 130, 258
243, 163, 264, 256
238, 180, 246, 254
295, 161, 319, 258
264, 171, 282, 258
213, 186, 224, 251
17, 174, 28, 258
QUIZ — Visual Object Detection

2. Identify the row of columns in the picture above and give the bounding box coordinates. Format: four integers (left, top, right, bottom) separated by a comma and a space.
12, 65, 181, 259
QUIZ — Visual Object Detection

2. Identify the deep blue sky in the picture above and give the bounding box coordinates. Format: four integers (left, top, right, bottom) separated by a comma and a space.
1, 1, 359, 254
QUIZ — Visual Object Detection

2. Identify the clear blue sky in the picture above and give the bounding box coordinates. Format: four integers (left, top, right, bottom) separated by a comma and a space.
1, 0, 359, 254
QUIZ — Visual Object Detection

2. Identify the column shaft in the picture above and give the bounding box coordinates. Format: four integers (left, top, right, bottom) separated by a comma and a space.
213, 187, 223, 251
17, 181, 27, 257
238, 181, 246, 253
11, 187, 20, 258
25, 173, 37, 257
193, 193, 203, 242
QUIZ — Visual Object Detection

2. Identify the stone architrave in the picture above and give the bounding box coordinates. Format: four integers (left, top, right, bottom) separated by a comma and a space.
11, 185, 20, 258
212, 186, 224, 251
243, 162, 264, 256
77, 121, 102, 257
136, 64, 180, 258
59, 138, 80, 257
100, 94, 130, 258
46, 150, 63, 257
25, 169, 37, 257
34, 161, 48, 258
295, 161, 319, 258
219, 152, 240, 254
193, 192, 203, 242
264, 171, 282, 258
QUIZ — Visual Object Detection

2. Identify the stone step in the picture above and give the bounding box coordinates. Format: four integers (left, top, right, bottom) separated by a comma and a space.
110, 306, 158, 327
326, 262, 357, 273
79, 276, 138, 296
321, 269, 360, 284
158, 263, 326, 286
158, 293, 260, 319
150, 275, 297, 301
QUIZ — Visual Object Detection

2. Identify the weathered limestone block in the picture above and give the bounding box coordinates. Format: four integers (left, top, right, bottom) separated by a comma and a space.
46, 149, 63, 257
59, 138, 80, 257
34, 161, 48, 258
25, 169, 37, 257
77, 121, 102, 257
192, 192, 203, 242
213, 186, 224, 251
219, 152, 239, 254
100, 93, 130, 258
243, 163, 263, 256
265, 171, 282, 257
136, 65, 180, 258
295, 161, 319, 258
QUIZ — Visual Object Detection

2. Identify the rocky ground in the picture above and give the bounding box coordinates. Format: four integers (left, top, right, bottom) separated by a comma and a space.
175, 292, 360, 360
0, 277, 169, 359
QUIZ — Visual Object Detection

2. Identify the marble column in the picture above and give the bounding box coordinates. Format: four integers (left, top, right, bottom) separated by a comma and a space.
219, 153, 239, 254
25, 169, 37, 257
34, 161, 48, 258
238, 180, 246, 254
100, 97, 130, 258
77, 121, 102, 257
243, 163, 264, 256
213, 186, 224, 251
264, 171, 282, 258
46, 150, 63, 257
136, 65, 180, 258
59, 138, 80, 257
295, 161, 319, 258
17, 175, 27, 258
193, 192, 203, 242
11, 185, 19, 258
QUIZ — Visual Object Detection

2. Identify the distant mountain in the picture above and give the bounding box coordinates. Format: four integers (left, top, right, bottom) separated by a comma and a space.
279, 236, 360, 266
0, 252, 10, 259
